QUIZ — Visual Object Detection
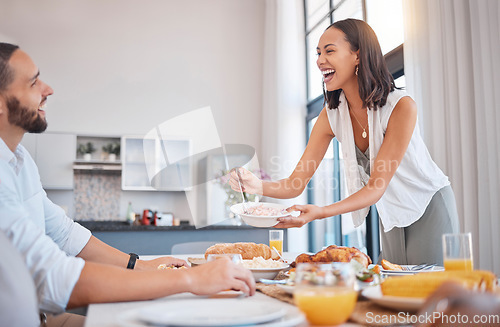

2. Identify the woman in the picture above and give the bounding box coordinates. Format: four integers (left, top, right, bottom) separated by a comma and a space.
230, 19, 459, 265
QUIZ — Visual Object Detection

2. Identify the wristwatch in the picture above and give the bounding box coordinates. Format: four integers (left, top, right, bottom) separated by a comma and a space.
127, 253, 139, 269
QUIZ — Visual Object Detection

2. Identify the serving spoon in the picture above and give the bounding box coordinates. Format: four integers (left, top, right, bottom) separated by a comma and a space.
234, 168, 249, 214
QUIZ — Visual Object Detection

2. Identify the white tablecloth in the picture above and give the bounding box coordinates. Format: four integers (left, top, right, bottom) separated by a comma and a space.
83, 254, 360, 327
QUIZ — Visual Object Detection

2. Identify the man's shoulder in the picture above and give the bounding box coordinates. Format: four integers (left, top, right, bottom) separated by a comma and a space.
0, 161, 22, 205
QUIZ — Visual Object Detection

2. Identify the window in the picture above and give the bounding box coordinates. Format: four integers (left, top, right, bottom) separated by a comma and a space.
303, 0, 404, 259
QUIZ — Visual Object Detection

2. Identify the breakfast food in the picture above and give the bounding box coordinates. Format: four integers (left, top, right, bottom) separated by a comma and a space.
381, 270, 498, 298
241, 257, 284, 269
381, 259, 403, 271
205, 242, 280, 260
246, 204, 287, 216
293, 245, 372, 268
157, 264, 187, 270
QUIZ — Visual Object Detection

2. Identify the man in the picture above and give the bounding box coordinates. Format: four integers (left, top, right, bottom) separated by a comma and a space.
0, 43, 255, 326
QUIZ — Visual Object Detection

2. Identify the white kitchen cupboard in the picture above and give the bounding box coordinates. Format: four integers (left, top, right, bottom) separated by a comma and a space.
21, 133, 76, 189
121, 135, 192, 191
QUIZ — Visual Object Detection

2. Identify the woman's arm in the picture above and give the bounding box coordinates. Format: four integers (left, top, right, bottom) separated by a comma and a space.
230, 108, 334, 199
276, 96, 418, 228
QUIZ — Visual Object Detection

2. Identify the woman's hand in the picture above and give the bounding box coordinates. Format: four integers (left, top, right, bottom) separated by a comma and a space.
274, 204, 325, 228
136, 257, 189, 271
229, 168, 263, 195
184, 258, 256, 296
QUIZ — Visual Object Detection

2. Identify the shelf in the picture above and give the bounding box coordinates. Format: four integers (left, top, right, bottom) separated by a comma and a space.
73, 161, 122, 171
74, 159, 121, 164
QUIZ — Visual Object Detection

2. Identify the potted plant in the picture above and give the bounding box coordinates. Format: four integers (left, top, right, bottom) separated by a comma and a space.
102, 142, 120, 161
77, 142, 96, 161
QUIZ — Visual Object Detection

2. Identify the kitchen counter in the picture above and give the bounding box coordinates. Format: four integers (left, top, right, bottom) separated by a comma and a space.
77, 221, 287, 255
76, 220, 260, 232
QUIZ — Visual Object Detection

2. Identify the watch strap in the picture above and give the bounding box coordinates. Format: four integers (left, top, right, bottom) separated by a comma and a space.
127, 253, 139, 269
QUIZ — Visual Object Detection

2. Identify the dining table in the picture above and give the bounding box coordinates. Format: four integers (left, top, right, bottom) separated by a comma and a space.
82, 253, 381, 327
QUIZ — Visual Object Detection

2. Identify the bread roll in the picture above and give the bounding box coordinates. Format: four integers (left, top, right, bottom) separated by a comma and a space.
204, 242, 279, 260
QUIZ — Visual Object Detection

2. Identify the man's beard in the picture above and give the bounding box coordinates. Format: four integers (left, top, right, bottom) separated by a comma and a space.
7, 96, 48, 133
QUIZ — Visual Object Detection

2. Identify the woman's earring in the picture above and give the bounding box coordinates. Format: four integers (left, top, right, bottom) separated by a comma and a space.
355, 65, 359, 76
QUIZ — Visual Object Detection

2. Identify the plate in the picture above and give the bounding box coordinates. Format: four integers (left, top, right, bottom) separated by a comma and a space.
381, 265, 444, 276
117, 299, 305, 327
230, 202, 294, 227
133, 298, 287, 326
249, 263, 290, 280
188, 257, 206, 267
362, 285, 425, 312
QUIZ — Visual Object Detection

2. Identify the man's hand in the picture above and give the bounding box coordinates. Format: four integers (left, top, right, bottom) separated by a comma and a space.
184, 258, 256, 296
417, 282, 500, 327
136, 257, 189, 271
274, 204, 324, 228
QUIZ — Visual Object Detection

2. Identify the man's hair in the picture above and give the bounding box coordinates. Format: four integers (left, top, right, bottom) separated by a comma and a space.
0, 43, 19, 92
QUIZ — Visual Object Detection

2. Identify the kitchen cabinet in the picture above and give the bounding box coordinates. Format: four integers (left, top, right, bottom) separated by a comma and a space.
121, 135, 192, 191
21, 133, 76, 189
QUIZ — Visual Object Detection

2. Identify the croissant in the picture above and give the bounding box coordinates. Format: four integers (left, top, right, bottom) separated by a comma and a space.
294, 245, 372, 268
204, 242, 279, 260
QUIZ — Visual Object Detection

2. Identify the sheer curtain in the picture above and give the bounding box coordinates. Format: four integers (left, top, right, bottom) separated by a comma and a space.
261, 0, 308, 252
403, 0, 500, 274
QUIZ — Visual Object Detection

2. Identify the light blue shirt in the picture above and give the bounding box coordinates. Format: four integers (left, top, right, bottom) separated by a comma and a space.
0, 137, 91, 313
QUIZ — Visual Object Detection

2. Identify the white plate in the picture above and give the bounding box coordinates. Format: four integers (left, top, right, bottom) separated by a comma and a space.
231, 202, 294, 227
362, 285, 425, 312
381, 265, 444, 276
132, 298, 287, 326
118, 304, 305, 327
250, 263, 290, 280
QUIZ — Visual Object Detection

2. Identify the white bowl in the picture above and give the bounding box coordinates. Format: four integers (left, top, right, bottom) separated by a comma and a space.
230, 202, 290, 228
250, 263, 290, 280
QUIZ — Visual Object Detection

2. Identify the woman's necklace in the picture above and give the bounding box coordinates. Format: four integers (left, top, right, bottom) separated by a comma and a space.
349, 105, 368, 139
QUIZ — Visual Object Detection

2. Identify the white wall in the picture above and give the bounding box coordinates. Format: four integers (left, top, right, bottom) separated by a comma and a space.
2, 0, 267, 222
0, 0, 265, 151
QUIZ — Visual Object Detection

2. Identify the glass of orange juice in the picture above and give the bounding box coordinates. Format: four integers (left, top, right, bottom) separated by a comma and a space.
442, 233, 473, 271
294, 262, 358, 326
269, 230, 283, 255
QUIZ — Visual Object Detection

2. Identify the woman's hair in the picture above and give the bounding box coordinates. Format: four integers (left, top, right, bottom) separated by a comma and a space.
0, 43, 19, 93
323, 19, 395, 110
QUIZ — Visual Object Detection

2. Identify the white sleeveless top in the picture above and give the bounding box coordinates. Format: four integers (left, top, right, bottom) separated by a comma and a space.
326, 89, 450, 232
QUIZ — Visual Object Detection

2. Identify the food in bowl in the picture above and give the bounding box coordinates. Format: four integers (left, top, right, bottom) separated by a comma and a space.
231, 202, 293, 228
241, 257, 285, 269
245, 204, 287, 217
242, 257, 290, 280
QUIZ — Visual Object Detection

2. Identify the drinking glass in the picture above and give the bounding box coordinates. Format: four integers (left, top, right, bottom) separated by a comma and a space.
442, 233, 473, 271
294, 262, 358, 326
269, 230, 284, 255
206, 253, 243, 265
